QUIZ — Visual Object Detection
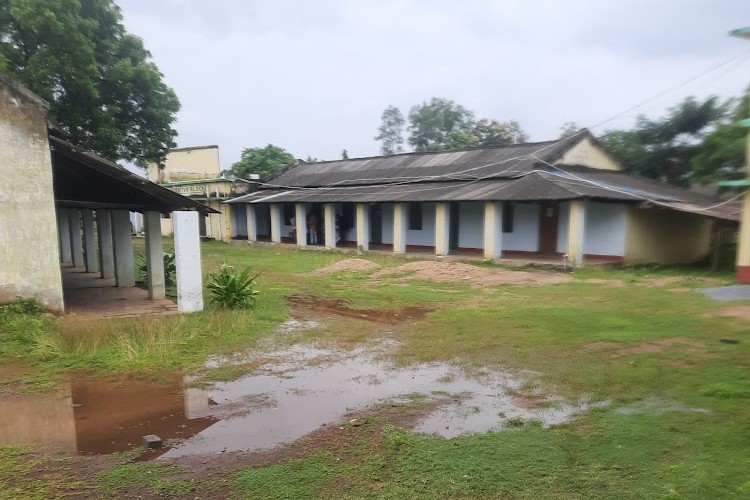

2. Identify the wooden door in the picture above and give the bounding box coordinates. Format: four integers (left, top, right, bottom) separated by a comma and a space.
370, 203, 383, 245
538, 202, 559, 255
449, 202, 460, 250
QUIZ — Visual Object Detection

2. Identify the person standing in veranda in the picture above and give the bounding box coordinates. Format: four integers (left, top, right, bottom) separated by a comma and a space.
307, 211, 319, 244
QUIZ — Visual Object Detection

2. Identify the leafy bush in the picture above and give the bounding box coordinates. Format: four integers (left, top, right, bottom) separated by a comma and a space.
136, 250, 177, 289
206, 264, 260, 309
0, 299, 54, 358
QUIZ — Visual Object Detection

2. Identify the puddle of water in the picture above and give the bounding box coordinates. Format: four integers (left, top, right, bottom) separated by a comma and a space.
0, 373, 215, 455
615, 396, 711, 416
161, 342, 603, 459
288, 295, 429, 324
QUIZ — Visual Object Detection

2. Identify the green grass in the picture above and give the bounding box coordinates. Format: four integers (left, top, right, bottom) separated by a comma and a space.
2, 240, 750, 498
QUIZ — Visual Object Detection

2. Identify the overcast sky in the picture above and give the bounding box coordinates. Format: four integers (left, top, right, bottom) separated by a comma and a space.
117, 0, 750, 169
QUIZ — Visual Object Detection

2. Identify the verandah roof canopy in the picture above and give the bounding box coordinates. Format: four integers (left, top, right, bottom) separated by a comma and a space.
50, 136, 217, 215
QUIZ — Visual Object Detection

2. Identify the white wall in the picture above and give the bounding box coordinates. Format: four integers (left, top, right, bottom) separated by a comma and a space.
502, 203, 540, 252
405, 202, 436, 247
557, 201, 626, 256
457, 202, 483, 248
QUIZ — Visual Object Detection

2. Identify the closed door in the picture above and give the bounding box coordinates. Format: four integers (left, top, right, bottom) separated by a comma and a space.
538, 202, 558, 255
370, 203, 383, 245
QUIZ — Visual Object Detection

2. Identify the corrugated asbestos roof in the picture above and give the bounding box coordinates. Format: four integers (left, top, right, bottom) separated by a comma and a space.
228, 133, 739, 221
50, 136, 217, 214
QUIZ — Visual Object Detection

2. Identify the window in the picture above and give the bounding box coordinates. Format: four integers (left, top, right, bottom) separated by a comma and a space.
408, 202, 423, 230
502, 202, 514, 233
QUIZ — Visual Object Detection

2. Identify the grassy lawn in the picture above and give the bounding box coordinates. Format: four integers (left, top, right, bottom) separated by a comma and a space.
1, 240, 749, 498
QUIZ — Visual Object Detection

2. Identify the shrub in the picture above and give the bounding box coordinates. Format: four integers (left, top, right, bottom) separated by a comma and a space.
136, 250, 177, 289
206, 264, 260, 309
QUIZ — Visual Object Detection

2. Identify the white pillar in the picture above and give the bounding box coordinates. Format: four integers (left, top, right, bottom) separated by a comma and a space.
111, 209, 135, 287
295, 203, 307, 247
270, 203, 282, 243
82, 209, 98, 272
356, 203, 369, 251
393, 202, 408, 254
58, 209, 72, 264
245, 204, 257, 242
173, 211, 204, 313
69, 209, 84, 268
483, 201, 503, 260
324, 203, 336, 249
96, 209, 115, 279
435, 202, 450, 256
567, 200, 586, 266
144, 211, 165, 299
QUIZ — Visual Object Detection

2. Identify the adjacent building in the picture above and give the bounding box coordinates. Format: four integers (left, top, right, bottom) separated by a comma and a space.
147, 145, 254, 241
228, 132, 738, 265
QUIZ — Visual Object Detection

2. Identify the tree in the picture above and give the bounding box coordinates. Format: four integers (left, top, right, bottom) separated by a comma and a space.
559, 121, 582, 139
374, 105, 405, 155
599, 96, 729, 185
473, 119, 528, 146
230, 144, 295, 180
0, 0, 180, 167
691, 89, 749, 185
341, 149, 349, 159
407, 98, 475, 152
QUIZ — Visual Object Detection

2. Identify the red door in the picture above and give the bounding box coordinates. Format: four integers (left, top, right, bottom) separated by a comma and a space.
538, 202, 559, 255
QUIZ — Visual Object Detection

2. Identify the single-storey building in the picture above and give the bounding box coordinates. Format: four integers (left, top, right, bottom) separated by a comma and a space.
228, 132, 738, 265
0, 74, 212, 313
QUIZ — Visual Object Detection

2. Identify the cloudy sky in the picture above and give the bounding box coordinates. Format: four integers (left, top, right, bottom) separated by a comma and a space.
117, 0, 750, 169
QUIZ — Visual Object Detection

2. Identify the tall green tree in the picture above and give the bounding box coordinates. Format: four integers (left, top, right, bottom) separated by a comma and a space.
691, 88, 749, 184
473, 118, 528, 146
374, 105, 405, 155
230, 144, 295, 180
0, 0, 180, 166
407, 98, 475, 152
599, 96, 729, 185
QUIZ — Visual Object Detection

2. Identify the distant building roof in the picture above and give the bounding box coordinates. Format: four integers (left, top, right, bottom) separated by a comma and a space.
229, 131, 738, 221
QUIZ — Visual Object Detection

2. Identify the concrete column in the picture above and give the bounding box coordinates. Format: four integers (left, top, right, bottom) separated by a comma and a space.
435, 202, 450, 256
737, 192, 750, 283
295, 203, 308, 247
57, 209, 72, 264
324, 203, 336, 249
81, 209, 98, 273
483, 201, 503, 260
111, 209, 135, 287
270, 203, 282, 243
356, 203, 369, 251
245, 204, 257, 242
96, 209, 115, 279
393, 202, 408, 254
144, 211, 165, 299
567, 200, 586, 266
173, 211, 204, 313
69, 209, 84, 268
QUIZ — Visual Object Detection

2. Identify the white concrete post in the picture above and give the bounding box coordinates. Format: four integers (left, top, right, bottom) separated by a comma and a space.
82, 209, 98, 273
567, 200, 587, 266
144, 211, 165, 299
111, 209, 135, 287
393, 202, 408, 254
483, 201, 503, 260
270, 203, 282, 243
69, 209, 84, 268
324, 203, 336, 249
295, 203, 308, 247
245, 204, 257, 242
173, 211, 204, 313
96, 209, 115, 279
356, 203, 370, 251
435, 202, 450, 256
57, 209, 72, 264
